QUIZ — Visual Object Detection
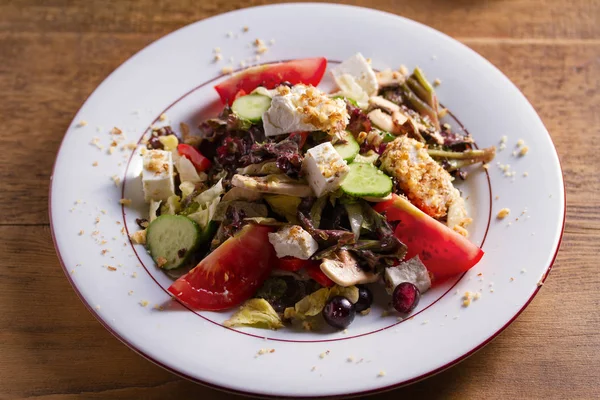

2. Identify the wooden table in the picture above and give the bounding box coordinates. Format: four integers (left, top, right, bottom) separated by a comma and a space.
1, 1, 598, 398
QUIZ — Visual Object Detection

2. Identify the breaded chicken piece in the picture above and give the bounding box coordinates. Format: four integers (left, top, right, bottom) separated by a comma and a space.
380, 136, 468, 228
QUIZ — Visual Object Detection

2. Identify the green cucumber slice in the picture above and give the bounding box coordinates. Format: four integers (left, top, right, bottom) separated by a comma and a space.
334, 134, 360, 162
231, 94, 272, 122
340, 163, 392, 198
146, 215, 201, 270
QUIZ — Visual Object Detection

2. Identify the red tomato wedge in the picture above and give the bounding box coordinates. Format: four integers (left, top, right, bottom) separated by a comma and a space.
306, 263, 335, 287
168, 225, 276, 311
374, 194, 484, 279
177, 144, 212, 172
214, 57, 328, 105
277, 257, 314, 272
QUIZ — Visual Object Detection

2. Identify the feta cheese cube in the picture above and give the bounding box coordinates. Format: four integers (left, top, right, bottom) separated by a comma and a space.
302, 142, 349, 197
384, 256, 431, 295
268, 225, 318, 260
142, 150, 175, 202
332, 53, 379, 96
262, 84, 348, 137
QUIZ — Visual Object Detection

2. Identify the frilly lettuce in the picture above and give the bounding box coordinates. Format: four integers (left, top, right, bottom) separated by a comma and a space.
160, 195, 181, 215
175, 156, 205, 183
284, 285, 359, 320
187, 179, 224, 229
223, 298, 284, 330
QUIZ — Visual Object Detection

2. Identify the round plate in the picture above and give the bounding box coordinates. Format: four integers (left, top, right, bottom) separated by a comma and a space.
50, 3, 565, 398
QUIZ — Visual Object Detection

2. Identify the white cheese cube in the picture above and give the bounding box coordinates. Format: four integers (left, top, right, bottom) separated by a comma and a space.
302, 142, 349, 197
332, 53, 379, 96
268, 225, 319, 260
384, 256, 432, 295
142, 150, 175, 203
262, 84, 348, 137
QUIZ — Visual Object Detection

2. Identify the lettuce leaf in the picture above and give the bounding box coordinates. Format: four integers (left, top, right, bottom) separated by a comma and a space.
223, 298, 284, 330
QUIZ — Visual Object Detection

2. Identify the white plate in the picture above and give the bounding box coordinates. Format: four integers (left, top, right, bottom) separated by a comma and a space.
50, 3, 565, 397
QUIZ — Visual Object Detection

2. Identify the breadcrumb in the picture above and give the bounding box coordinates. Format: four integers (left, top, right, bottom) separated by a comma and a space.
520, 146, 529, 156
119, 198, 132, 206
497, 208, 510, 219
140, 300, 149, 307
378, 370, 386, 377
159, 113, 167, 122
92, 161, 98, 167
77, 120, 88, 127
214, 53, 222, 62
221, 66, 234, 74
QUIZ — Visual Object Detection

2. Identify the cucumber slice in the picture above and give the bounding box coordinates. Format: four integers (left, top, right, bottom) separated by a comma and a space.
146, 215, 201, 270
231, 94, 272, 122
341, 163, 392, 198
334, 134, 360, 162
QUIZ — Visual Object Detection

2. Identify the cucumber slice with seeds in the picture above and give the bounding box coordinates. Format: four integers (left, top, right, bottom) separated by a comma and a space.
231, 94, 272, 122
334, 134, 360, 162
146, 215, 201, 270
341, 163, 392, 198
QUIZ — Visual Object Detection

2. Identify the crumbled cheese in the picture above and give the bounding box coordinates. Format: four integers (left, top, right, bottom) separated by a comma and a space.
269, 38, 275, 45
214, 47, 221, 53
399, 65, 409, 76
500, 135, 507, 144
497, 208, 510, 219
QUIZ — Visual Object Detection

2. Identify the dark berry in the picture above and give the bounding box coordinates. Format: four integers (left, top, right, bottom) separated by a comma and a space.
322, 296, 355, 330
392, 282, 420, 313
354, 286, 373, 313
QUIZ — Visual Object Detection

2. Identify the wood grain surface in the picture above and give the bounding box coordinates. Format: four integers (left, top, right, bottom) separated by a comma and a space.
1, 0, 599, 399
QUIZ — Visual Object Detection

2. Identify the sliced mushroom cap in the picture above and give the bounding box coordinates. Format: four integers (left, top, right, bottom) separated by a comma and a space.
367, 109, 398, 134
320, 250, 380, 287
231, 174, 314, 197
376, 69, 406, 88
369, 96, 401, 114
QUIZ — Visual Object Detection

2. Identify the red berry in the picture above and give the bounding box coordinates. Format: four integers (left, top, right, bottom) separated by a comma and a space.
392, 282, 420, 313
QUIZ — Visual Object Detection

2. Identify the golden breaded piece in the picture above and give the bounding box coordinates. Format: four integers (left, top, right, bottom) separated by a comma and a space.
380, 136, 459, 219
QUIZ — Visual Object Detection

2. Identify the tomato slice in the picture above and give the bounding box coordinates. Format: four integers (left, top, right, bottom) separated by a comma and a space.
374, 194, 484, 279
306, 263, 335, 287
214, 57, 327, 105
277, 257, 313, 272
289, 132, 309, 149
168, 225, 276, 311
177, 144, 212, 172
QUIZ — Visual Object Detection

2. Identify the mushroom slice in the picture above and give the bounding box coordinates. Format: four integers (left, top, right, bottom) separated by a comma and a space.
320, 250, 380, 286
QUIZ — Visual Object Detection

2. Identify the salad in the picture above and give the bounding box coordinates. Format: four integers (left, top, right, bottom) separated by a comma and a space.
131, 53, 495, 331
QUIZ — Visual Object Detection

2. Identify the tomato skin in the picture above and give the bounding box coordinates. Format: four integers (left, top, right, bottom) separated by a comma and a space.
374, 194, 484, 279
277, 257, 313, 272
177, 144, 212, 172
289, 132, 309, 149
306, 263, 335, 287
214, 57, 327, 105
168, 225, 276, 311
